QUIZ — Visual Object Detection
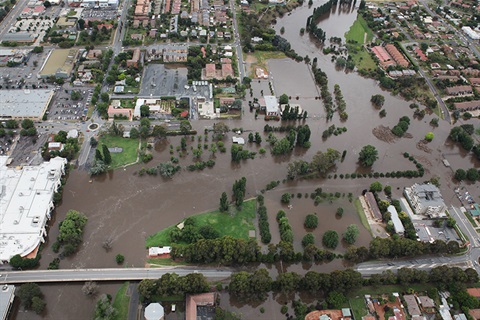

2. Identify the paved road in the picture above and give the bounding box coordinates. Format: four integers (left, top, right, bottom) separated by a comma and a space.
0, 268, 232, 284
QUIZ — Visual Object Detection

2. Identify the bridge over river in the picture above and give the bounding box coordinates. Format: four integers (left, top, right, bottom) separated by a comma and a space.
0, 268, 232, 284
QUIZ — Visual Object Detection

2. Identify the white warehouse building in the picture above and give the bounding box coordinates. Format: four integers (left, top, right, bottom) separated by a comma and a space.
0, 156, 67, 263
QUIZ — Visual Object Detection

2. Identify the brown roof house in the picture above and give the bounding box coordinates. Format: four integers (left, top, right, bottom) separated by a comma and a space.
418, 296, 435, 313
404, 295, 421, 317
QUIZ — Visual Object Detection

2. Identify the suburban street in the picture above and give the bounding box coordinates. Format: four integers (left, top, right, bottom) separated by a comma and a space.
0, 268, 232, 284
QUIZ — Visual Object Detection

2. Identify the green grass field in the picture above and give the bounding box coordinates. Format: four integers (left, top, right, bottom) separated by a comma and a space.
345, 15, 374, 44
354, 198, 372, 235
145, 199, 257, 248
98, 135, 139, 168
147, 257, 188, 266
350, 297, 368, 320
113, 282, 130, 320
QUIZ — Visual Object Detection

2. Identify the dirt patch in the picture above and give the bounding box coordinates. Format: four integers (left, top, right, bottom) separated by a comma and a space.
372, 296, 406, 320
416, 140, 432, 154
415, 155, 433, 167
372, 126, 399, 143
403, 132, 413, 139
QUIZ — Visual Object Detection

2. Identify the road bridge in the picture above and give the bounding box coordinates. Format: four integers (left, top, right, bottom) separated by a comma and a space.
0, 268, 232, 284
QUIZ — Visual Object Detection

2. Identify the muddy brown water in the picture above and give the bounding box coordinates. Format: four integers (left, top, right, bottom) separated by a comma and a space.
15, 1, 479, 318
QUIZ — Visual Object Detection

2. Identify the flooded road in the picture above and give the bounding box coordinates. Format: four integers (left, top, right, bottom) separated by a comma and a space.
16, 0, 478, 318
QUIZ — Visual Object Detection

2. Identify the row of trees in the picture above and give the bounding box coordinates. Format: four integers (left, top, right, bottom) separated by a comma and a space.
454, 168, 480, 182
333, 84, 348, 120
344, 236, 462, 263
257, 195, 272, 244
277, 210, 293, 243
229, 265, 478, 302
138, 273, 209, 301
391, 116, 411, 137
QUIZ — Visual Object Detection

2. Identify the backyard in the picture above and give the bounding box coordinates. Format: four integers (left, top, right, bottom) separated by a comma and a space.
98, 134, 140, 168
145, 199, 257, 247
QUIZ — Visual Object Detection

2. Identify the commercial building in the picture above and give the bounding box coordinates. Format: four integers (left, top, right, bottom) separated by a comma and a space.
462, 26, 480, 41
0, 89, 54, 121
0, 285, 15, 320
387, 205, 405, 236
0, 156, 67, 263
404, 183, 447, 218
107, 105, 132, 120
39, 49, 78, 79
264, 95, 280, 117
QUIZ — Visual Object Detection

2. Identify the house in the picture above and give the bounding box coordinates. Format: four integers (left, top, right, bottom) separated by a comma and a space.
364, 192, 383, 221
404, 183, 446, 218
148, 246, 171, 257
232, 137, 245, 145
468, 309, 480, 320
127, 48, 141, 68
387, 205, 405, 236
454, 100, 480, 111
467, 288, 480, 299
404, 295, 421, 317
445, 85, 473, 96
372, 46, 396, 68
48, 142, 64, 152
204, 63, 216, 79
186, 293, 216, 320
385, 44, 409, 67
264, 95, 280, 117
469, 78, 480, 86
221, 63, 233, 78
418, 296, 435, 313
305, 309, 352, 320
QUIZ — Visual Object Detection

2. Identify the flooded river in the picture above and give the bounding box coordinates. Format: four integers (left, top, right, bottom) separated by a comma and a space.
15, 0, 477, 318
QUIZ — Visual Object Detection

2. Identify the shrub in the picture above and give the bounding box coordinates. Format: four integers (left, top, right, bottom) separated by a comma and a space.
116, 254, 125, 264
302, 233, 315, 247
281, 193, 291, 203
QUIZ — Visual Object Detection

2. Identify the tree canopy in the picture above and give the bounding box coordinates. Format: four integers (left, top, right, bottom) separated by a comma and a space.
358, 145, 379, 167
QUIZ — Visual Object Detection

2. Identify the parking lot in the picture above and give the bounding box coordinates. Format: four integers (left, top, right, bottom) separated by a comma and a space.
81, 8, 118, 20
0, 49, 51, 89
46, 85, 92, 121
140, 64, 210, 97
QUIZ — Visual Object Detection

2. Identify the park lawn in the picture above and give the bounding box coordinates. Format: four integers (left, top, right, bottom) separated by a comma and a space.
113, 282, 130, 320
99, 134, 139, 168
354, 198, 372, 234
347, 45, 377, 71
350, 297, 368, 320
147, 257, 188, 266
145, 199, 257, 248
345, 15, 374, 44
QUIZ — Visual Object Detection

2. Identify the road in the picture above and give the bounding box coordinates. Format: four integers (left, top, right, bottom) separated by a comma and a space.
0, 0, 28, 38
0, 268, 232, 284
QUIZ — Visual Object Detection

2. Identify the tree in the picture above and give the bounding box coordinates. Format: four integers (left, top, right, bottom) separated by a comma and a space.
323, 230, 339, 249
152, 125, 167, 138
213, 122, 229, 136
467, 168, 479, 181
31, 296, 46, 314
180, 120, 192, 135
94, 294, 116, 320
16, 283, 43, 309
359, 145, 378, 167
21, 119, 34, 129
336, 207, 344, 217
71, 90, 81, 100
425, 132, 434, 142
304, 214, 318, 229
327, 291, 347, 309
219, 192, 229, 212
95, 149, 103, 162
100, 92, 110, 103
279, 94, 289, 105
370, 181, 383, 192
102, 144, 112, 165
281, 193, 291, 203
302, 233, 315, 247
82, 281, 99, 296
370, 94, 385, 107
310, 148, 340, 176
43, 0, 51, 7
140, 105, 150, 117
455, 169, 466, 181
343, 224, 359, 244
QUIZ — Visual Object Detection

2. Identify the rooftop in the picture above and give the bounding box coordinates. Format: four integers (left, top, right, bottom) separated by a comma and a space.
0, 89, 54, 120
0, 156, 67, 262
39, 49, 78, 78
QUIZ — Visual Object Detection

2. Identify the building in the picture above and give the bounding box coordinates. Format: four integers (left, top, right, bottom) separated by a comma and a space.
186, 293, 216, 320
39, 49, 78, 79
148, 246, 171, 257
462, 26, 480, 41
127, 48, 141, 68
0, 89, 54, 121
0, 285, 15, 320
364, 192, 382, 221
372, 46, 396, 68
144, 303, 164, 320
0, 156, 67, 263
468, 309, 480, 320
204, 63, 216, 79
162, 45, 188, 62
232, 137, 245, 145
385, 44, 409, 67
418, 296, 435, 313
1, 32, 37, 43
264, 95, 280, 117
454, 100, 480, 111
133, 98, 164, 118
404, 183, 446, 218
107, 105, 132, 120
305, 309, 352, 320
445, 85, 473, 96
404, 295, 421, 317
387, 205, 405, 236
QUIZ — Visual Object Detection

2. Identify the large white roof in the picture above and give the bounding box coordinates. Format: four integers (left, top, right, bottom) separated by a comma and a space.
0, 89, 53, 119
0, 156, 67, 261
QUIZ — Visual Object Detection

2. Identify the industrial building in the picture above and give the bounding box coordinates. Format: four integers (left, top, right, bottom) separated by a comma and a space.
39, 49, 78, 79
0, 156, 67, 263
0, 89, 54, 121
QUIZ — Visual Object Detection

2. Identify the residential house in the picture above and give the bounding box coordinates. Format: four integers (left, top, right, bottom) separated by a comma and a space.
372, 46, 396, 68
468, 309, 480, 320
454, 100, 480, 111
126, 48, 141, 68
469, 78, 480, 86
418, 296, 435, 313
445, 85, 473, 96
404, 295, 421, 317
385, 44, 409, 67
364, 192, 383, 221
204, 63, 216, 79
107, 105, 132, 120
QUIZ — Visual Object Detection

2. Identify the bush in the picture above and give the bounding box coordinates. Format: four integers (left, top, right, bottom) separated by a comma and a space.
116, 254, 125, 264
302, 233, 315, 247
281, 305, 288, 314
304, 214, 318, 229
425, 132, 434, 142
322, 230, 339, 249
336, 207, 344, 217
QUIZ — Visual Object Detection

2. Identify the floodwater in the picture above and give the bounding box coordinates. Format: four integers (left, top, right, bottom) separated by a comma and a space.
16, 0, 479, 318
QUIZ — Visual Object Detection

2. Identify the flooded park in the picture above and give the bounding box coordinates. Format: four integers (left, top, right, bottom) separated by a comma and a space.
12, 0, 480, 319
